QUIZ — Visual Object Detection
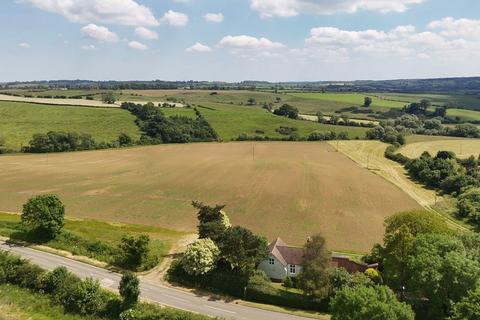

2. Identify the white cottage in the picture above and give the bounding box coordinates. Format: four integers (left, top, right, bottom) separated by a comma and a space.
258, 237, 303, 281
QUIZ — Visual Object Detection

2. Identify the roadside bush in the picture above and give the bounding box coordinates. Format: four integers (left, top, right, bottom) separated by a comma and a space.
117, 234, 156, 271
120, 272, 140, 308
246, 283, 328, 312
65, 277, 106, 315
9, 262, 44, 290
167, 259, 248, 298
119, 303, 214, 320
181, 238, 220, 276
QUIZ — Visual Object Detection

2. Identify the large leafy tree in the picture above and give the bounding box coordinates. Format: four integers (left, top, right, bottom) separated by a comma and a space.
450, 286, 480, 320
363, 97, 373, 108
181, 238, 220, 276
219, 226, 268, 272
405, 233, 480, 320
296, 234, 331, 298
378, 210, 452, 289
192, 201, 230, 243
21, 194, 65, 239
330, 285, 415, 320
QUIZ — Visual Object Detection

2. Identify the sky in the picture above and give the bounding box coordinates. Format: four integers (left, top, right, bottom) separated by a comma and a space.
1, 0, 480, 82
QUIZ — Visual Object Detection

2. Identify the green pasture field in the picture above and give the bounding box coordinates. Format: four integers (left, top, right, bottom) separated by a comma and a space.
446, 108, 480, 121
287, 92, 405, 110
196, 103, 369, 140
374, 92, 480, 111
0, 101, 141, 149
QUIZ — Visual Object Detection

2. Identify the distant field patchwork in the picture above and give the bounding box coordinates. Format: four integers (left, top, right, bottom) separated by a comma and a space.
0, 142, 420, 252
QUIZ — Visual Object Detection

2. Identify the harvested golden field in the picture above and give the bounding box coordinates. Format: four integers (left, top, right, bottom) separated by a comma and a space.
0, 142, 420, 252
330, 140, 467, 231
330, 140, 438, 208
399, 138, 480, 159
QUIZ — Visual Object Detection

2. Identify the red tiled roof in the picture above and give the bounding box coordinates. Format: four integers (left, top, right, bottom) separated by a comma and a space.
268, 237, 304, 266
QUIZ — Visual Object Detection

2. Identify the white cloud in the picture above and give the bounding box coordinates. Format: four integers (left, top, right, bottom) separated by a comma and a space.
218, 35, 286, 59
250, 0, 423, 18
428, 17, 480, 39
219, 35, 285, 50
186, 42, 211, 53
18, 42, 30, 48
81, 24, 119, 42
204, 13, 224, 23
135, 27, 158, 40
81, 44, 97, 51
304, 19, 480, 59
19, 0, 159, 26
128, 41, 148, 50
161, 10, 188, 27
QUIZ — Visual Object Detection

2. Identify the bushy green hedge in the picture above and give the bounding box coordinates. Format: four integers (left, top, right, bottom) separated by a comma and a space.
384, 145, 410, 165
168, 260, 248, 297
168, 260, 329, 312
246, 285, 328, 311
0, 251, 212, 320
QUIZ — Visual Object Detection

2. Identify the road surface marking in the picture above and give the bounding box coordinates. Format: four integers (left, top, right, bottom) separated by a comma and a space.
163, 294, 189, 303
205, 305, 237, 314
101, 278, 115, 287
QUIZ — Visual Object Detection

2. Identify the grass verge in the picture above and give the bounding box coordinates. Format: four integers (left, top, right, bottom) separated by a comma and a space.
0, 212, 186, 271
0, 284, 102, 320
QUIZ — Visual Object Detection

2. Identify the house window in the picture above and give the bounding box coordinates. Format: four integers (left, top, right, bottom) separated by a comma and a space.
269, 258, 275, 265
289, 264, 296, 274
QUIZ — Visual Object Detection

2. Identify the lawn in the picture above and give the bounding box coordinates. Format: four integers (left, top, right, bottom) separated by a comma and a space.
0, 101, 141, 149
0, 142, 420, 252
0, 284, 103, 320
0, 212, 185, 268
196, 103, 369, 140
